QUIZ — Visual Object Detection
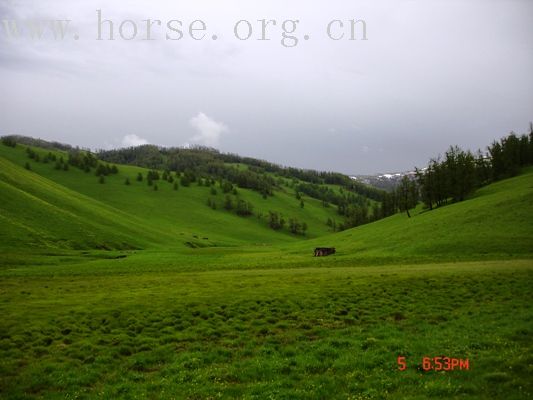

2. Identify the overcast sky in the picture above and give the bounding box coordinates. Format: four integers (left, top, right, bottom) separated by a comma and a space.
0, 0, 532, 174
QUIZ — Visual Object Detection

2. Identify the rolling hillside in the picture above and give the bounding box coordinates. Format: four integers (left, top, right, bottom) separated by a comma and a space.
292, 167, 533, 262
1, 138, 532, 399
1, 139, 531, 271
0, 141, 357, 255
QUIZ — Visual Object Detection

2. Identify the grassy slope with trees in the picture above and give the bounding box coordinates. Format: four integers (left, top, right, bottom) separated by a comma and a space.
0, 142, 359, 256
0, 134, 532, 399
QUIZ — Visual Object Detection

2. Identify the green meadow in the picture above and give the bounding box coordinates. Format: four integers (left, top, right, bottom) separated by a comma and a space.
1, 143, 532, 399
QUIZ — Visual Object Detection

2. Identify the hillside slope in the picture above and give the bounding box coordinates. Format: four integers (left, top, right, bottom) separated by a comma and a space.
1, 141, 531, 269
0, 143, 348, 254
287, 167, 533, 263
0, 156, 176, 252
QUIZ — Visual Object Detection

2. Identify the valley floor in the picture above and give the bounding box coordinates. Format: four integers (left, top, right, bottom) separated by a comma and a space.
1, 257, 532, 399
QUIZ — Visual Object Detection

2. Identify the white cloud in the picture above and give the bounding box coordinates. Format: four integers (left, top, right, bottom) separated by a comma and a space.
121, 134, 149, 147
189, 112, 228, 147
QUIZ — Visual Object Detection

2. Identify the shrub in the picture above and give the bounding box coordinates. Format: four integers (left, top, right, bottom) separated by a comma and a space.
1, 136, 16, 147
268, 211, 285, 230
236, 200, 254, 216
224, 195, 234, 210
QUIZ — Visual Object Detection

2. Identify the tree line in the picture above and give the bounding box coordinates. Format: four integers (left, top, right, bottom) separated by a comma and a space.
97, 144, 385, 202
414, 129, 532, 212
381, 128, 533, 217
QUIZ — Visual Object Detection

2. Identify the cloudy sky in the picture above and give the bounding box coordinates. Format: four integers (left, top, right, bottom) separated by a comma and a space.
0, 0, 532, 174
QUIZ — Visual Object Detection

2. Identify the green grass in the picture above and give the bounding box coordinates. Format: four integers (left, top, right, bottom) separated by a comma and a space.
293, 167, 533, 263
0, 144, 343, 255
0, 143, 532, 398
1, 261, 531, 399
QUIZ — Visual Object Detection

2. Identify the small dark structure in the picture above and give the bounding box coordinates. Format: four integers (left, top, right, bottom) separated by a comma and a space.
314, 247, 336, 257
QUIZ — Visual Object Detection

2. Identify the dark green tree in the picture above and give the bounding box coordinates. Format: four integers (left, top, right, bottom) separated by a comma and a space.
180, 175, 191, 187
224, 195, 234, 210
1, 136, 16, 147
236, 200, 254, 216
396, 176, 418, 218
268, 211, 285, 230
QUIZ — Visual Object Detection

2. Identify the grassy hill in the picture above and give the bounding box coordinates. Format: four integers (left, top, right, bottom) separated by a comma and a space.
0, 142, 351, 256
0, 139, 532, 399
292, 167, 533, 263
1, 140, 532, 271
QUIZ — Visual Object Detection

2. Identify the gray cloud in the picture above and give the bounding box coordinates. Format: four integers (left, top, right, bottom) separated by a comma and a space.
0, 0, 532, 174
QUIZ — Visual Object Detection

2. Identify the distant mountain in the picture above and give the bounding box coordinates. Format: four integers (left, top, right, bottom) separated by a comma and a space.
350, 170, 419, 191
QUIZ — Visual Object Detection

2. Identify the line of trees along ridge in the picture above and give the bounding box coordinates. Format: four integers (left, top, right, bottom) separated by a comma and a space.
390, 127, 533, 217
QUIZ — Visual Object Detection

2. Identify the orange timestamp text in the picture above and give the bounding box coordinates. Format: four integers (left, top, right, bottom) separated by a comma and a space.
397, 356, 469, 371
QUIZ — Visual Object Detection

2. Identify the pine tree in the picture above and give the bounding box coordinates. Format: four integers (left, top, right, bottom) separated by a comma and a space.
180, 176, 190, 187
288, 218, 301, 234
125, 177, 131, 185
1, 136, 16, 147
268, 211, 285, 230
397, 176, 417, 218
136, 172, 143, 182
236, 200, 254, 216
173, 182, 178, 191
224, 195, 234, 210
99, 175, 105, 184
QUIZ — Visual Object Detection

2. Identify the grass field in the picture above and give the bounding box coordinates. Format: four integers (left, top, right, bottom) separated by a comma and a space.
1, 261, 532, 399
1, 143, 532, 399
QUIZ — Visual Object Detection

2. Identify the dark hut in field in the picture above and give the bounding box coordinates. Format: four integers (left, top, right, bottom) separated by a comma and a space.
314, 247, 336, 257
